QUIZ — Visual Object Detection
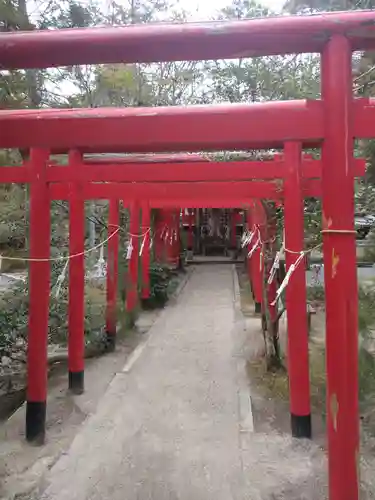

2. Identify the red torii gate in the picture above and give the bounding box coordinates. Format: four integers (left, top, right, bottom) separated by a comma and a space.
1, 10, 375, 67
0, 124, 361, 500
1, 10, 375, 500
2, 149, 364, 442
70, 151, 365, 307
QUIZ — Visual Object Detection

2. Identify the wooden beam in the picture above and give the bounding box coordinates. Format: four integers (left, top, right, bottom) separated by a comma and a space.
46, 158, 365, 183
0, 101, 323, 152
49, 181, 282, 201
1, 11, 374, 69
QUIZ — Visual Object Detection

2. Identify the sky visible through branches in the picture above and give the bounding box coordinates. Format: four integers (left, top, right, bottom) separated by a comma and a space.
188, 0, 283, 18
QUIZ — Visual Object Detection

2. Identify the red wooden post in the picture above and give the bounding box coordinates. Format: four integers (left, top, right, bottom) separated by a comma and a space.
231, 210, 237, 248
163, 209, 169, 264
245, 209, 251, 271
141, 203, 151, 299
172, 209, 181, 267
68, 150, 85, 394
264, 210, 278, 328
154, 209, 166, 264
252, 249, 263, 314
246, 209, 255, 300
126, 202, 140, 312
283, 141, 311, 438
26, 148, 51, 444
246, 209, 257, 310
154, 210, 161, 263
188, 210, 194, 251
248, 207, 263, 314
321, 36, 359, 500
167, 209, 173, 266
166, 209, 177, 267
106, 199, 119, 350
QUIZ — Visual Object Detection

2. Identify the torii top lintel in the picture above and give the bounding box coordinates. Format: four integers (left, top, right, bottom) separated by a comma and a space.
1, 98, 374, 152
0, 10, 375, 70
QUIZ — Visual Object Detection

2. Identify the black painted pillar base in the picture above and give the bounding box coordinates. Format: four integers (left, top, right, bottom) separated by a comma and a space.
68, 370, 84, 395
26, 401, 46, 445
291, 413, 312, 439
254, 302, 262, 314
106, 331, 116, 352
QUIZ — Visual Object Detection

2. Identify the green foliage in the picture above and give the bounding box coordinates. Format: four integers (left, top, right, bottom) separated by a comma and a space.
0, 0, 32, 31
0, 71, 30, 109
206, 0, 321, 106
0, 184, 27, 251
38, 0, 103, 29
304, 198, 323, 246
141, 263, 176, 309
220, 0, 271, 18
357, 286, 375, 423
2, 0, 375, 368
95, 64, 154, 107
106, 0, 170, 25
282, 0, 375, 206
358, 286, 375, 339
363, 230, 375, 263
0, 279, 28, 356
208, 53, 320, 104
0, 258, 108, 358
306, 284, 325, 303
0, 159, 27, 255
359, 141, 375, 189
306, 283, 375, 423
283, 0, 375, 14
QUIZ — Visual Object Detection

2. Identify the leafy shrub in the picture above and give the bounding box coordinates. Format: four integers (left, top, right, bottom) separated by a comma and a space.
141, 262, 176, 309
363, 230, 375, 263
0, 280, 29, 357
306, 284, 325, 304
0, 259, 106, 358
358, 286, 375, 335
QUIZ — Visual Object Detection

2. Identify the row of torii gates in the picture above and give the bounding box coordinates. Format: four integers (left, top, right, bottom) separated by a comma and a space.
1, 10, 375, 500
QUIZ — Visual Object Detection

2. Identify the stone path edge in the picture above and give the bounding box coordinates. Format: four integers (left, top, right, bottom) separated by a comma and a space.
231, 264, 254, 435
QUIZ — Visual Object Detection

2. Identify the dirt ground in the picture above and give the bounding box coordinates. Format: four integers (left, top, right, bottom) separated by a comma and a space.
0, 310, 160, 500
235, 264, 375, 499
1, 265, 375, 500
0, 266, 190, 500
6, 264, 330, 500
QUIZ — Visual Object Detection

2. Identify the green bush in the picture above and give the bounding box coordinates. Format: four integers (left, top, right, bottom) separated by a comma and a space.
141, 262, 176, 309
355, 286, 375, 426
0, 259, 106, 358
306, 284, 325, 304
363, 231, 375, 263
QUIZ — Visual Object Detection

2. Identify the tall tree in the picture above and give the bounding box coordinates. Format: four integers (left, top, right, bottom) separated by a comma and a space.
282, 0, 375, 206
207, 0, 320, 105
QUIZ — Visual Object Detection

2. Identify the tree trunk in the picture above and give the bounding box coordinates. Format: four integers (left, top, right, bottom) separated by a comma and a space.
260, 200, 282, 370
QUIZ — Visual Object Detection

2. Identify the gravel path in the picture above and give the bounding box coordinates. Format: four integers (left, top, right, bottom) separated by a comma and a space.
36, 265, 327, 500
